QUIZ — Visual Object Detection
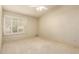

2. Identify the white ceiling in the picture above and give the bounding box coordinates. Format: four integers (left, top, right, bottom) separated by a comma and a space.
3, 5, 56, 18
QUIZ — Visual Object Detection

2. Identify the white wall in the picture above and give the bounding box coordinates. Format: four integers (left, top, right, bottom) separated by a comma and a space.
3, 11, 37, 41
0, 6, 2, 51
39, 6, 79, 47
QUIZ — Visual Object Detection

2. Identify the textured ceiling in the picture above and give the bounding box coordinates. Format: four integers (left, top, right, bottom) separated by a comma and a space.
3, 5, 56, 18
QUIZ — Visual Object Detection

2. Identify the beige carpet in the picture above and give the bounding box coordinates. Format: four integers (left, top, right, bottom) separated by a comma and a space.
1, 37, 79, 54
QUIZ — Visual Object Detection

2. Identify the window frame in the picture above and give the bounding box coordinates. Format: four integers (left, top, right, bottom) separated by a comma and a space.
3, 14, 25, 35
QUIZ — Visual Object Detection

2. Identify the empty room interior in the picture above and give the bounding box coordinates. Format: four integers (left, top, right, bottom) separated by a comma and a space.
0, 5, 79, 54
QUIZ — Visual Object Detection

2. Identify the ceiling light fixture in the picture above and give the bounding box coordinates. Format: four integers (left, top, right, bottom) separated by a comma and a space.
29, 5, 48, 11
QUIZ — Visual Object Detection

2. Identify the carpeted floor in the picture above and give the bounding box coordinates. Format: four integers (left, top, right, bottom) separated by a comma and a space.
1, 37, 79, 54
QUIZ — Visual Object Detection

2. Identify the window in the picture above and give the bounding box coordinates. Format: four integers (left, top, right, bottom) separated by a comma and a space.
3, 15, 25, 35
